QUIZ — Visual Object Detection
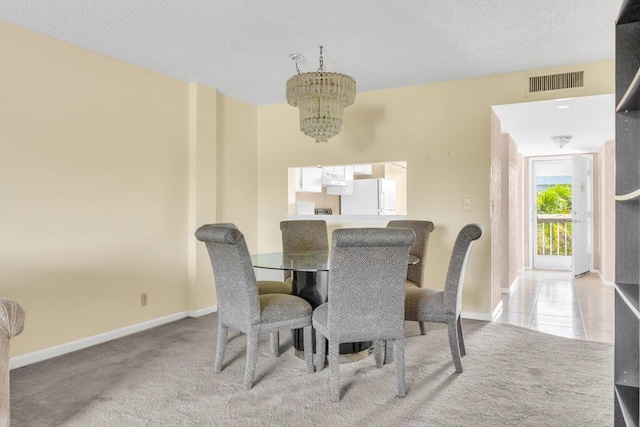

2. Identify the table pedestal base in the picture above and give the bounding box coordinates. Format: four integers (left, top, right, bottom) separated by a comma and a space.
295, 346, 371, 365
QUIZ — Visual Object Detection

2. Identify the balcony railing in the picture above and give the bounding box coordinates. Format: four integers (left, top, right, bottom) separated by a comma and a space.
537, 214, 573, 256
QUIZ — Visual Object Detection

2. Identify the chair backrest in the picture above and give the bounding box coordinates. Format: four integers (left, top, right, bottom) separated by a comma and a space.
280, 220, 329, 253
195, 224, 260, 330
387, 220, 435, 286
328, 228, 415, 342
443, 224, 483, 316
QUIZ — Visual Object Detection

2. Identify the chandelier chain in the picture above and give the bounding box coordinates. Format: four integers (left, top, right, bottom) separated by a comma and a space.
318, 46, 325, 72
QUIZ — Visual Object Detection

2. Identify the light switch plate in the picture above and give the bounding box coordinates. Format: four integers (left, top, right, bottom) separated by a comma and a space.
463, 198, 471, 211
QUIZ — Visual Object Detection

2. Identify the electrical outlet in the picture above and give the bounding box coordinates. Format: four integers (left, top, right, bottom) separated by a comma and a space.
141, 293, 148, 306
463, 198, 471, 211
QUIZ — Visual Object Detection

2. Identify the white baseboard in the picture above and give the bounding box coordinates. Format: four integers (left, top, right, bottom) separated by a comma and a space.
593, 269, 615, 287
461, 310, 493, 322
10, 306, 218, 370
491, 300, 504, 320
187, 305, 217, 317
501, 266, 529, 294
502, 275, 521, 294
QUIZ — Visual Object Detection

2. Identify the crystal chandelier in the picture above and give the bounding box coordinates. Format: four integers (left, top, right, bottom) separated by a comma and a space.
286, 47, 356, 143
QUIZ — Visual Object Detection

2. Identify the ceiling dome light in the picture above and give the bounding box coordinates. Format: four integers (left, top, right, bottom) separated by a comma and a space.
551, 135, 572, 148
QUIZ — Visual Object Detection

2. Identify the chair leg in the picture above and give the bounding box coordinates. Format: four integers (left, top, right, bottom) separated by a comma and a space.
457, 317, 466, 356
270, 331, 280, 357
384, 340, 394, 364
373, 340, 384, 368
419, 321, 426, 336
447, 321, 463, 373
303, 325, 314, 373
394, 339, 406, 398
328, 341, 341, 402
243, 331, 260, 390
315, 329, 326, 372
214, 322, 229, 374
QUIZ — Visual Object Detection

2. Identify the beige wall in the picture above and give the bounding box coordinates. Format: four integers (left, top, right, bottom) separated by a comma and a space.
216, 94, 258, 250
188, 83, 218, 313
0, 20, 255, 359
0, 20, 192, 355
259, 62, 614, 317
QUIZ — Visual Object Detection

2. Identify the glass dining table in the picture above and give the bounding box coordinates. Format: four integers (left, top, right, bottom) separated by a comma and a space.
251, 250, 419, 360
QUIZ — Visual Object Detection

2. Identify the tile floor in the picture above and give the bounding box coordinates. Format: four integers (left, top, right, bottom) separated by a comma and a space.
494, 269, 614, 343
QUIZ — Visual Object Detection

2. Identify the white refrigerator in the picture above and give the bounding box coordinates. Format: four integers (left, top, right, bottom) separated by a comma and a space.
340, 178, 397, 215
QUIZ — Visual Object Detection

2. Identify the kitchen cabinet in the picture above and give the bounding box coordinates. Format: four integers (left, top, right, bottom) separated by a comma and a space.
326, 182, 353, 196
295, 167, 322, 193
323, 165, 353, 195
353, 164, 372, 175
344, 166, 354, 181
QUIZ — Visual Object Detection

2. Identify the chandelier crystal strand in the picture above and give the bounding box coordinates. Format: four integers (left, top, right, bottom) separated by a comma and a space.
286, 47, 356, 143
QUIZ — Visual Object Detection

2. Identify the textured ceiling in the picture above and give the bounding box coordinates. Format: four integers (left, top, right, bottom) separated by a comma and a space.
0, 0, 623, 106
493, 94, 615, 156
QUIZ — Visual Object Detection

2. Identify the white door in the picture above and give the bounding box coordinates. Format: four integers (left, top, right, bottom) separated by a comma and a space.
532, 159, 572, 270
571, 155, 590, 276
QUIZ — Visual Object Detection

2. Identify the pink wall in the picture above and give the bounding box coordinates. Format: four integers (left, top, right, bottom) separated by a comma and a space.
596, 140, 616, 282
508, 136, 523, 285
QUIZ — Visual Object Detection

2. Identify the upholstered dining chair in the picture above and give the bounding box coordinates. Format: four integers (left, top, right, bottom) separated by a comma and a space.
404, 223, 483, 373
386, 220, 435, 288
218, 223, 292, 296
195, 223, 314, 390
313, 228, 415, 402
280, 220, 329, 283
387, 220, 435, 336
0, 299, 25, 426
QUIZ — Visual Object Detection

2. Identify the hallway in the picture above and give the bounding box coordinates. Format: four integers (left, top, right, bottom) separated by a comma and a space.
494, 269, 614, 343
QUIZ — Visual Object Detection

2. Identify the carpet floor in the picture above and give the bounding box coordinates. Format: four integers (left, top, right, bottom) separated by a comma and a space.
10, 314, 613, 426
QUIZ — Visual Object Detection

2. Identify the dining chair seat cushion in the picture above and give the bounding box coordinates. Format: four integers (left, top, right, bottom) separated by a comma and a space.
311, 302, 329, 336
259, 294, 312, 329
257, 281, 292, 295
405, 288, 452, 318
405, 279, 419, 288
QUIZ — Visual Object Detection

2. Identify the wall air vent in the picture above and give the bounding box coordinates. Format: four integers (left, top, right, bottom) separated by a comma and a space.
528, 71, 584, 93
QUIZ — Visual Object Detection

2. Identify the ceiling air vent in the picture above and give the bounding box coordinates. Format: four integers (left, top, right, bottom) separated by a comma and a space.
529, 71, 584, 93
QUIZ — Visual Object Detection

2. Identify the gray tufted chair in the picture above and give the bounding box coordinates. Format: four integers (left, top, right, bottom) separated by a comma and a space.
218, 223, 292, 296
386, 220, 435, 288
0, 299, 25, 426
404, 223, 483, 373
195, 224, 314, 390
387, 220, 435, 336
280, 220, 329, 283
313, 228, 415, 402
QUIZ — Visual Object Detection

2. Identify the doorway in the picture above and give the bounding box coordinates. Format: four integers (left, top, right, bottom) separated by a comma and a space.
529, 155, 593, 275
489, 94, 615, 318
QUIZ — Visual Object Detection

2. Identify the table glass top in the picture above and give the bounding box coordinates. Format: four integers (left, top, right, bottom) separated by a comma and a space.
251, 251, 418, 272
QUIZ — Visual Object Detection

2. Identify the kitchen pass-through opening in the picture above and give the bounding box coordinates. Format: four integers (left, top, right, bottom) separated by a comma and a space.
288, 161, 407, 216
